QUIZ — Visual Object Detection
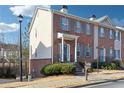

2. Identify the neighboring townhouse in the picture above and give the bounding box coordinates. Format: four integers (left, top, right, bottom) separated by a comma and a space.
0, 44, 19, 62
29, 6, 124, 77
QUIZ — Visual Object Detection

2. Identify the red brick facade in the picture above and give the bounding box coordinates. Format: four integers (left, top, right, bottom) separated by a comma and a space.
30, 59, 51, 77
29, 9, 124, 77
53, 13, 94, 63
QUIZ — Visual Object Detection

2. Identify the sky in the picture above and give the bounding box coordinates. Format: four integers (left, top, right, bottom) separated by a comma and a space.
0, 5, 124, 44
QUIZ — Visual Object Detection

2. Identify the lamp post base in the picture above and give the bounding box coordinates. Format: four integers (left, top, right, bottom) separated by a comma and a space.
28, 74, 32, 82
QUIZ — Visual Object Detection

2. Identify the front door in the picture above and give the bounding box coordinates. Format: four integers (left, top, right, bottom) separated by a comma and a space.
64, 44, 70, 62
59, 43, 70, 62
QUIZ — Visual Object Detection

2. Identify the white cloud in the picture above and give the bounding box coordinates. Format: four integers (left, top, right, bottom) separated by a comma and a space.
10, 5, 51, 17
112, 18, 124, 27
0, 23, 19, 33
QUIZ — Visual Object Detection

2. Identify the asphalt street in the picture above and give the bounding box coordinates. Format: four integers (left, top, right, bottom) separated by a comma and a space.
82, 79, 124, 88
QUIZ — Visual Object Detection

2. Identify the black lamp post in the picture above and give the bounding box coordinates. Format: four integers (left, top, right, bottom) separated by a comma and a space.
18, 14, 23, 82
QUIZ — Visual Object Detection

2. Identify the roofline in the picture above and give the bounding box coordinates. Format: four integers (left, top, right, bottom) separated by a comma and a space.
28, 7, 51, 34
52, 9, 119, 30
28, 7, 124, 34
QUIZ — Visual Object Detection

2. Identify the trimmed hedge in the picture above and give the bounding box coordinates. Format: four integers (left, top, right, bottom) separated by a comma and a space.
41, 63, 76, 76
91, 62, 120, 70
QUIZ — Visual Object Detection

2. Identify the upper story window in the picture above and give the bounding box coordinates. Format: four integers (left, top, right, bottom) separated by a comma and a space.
82, 23, 86, 33
109, 30, 113, 39
75, 21, 81, 33
61, 17, 69, 31
85, 23, 91, 35
115, 31, 120, 41
99, 27, 105, 38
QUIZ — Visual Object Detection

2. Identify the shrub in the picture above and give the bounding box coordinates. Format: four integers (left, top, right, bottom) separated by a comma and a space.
119, 61, 124, 69
91, 61, 118, 70
41, 63, 76, 76
61, 63, 75, 74
111, 63, 117, 70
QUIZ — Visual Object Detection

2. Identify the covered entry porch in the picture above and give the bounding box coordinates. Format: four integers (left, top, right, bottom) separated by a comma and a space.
57, 33, 79, 62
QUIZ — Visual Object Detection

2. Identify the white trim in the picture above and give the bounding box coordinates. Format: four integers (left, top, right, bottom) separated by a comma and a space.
61, 35, 64, 62
51, 11, 54, 64
94, 25, 98, 59
67, 44, 70, 62
75, 37, 78, 62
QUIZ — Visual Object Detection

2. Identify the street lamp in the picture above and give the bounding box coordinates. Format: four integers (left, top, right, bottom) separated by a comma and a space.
18, 14, 23, 82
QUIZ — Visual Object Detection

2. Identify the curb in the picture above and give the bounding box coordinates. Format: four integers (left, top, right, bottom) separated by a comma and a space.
68, 78, 124, 88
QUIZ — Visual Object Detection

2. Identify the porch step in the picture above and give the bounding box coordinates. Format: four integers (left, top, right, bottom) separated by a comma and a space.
74, 62, 84, 75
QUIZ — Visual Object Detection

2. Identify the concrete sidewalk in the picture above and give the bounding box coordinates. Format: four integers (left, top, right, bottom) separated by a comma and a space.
0, 70, 124, 88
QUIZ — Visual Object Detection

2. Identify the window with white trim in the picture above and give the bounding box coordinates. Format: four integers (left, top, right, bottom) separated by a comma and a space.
115, 31, 120, 40
75, 21, 81, 33
86, 47, 91, 56
99, 27, 105, 38
100, 48, 105, 62
85, 23, 91, 35
115, 50, 120, 59
61, 17, 69, 31
109, 30, 113, 39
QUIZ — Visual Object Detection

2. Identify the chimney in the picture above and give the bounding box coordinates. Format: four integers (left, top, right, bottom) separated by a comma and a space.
89, 15, 96, 21
60, 5, 68, 13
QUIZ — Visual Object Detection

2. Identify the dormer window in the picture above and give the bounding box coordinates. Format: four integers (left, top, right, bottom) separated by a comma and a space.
61, 17, 69, 31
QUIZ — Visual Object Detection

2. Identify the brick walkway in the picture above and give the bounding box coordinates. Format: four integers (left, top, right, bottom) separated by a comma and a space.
0, 70, 124, 88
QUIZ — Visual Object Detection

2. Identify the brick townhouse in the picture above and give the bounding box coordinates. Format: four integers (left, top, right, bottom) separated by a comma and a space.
29, 6, 124, 77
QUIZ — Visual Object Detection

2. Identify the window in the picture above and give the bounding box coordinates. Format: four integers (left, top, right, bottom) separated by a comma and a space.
81, 23, 86, 33
85, 24, 91, 35
61, 17, 69, 31
75, 21, 81, 33
99, 27, 105, 37
115, 50, 120, 59
115, 31, 120, 40
86, 47, 90, 56
35, 48, 37, 57
100, 48, 105, 62
109, 30, 113, 39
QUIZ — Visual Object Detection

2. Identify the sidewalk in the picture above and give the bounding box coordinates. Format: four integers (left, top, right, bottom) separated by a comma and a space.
0, 70, 124, 88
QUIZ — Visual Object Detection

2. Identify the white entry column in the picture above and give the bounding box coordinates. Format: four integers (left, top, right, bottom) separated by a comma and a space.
61, 35, 64, 62
75, 37, 78, 62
